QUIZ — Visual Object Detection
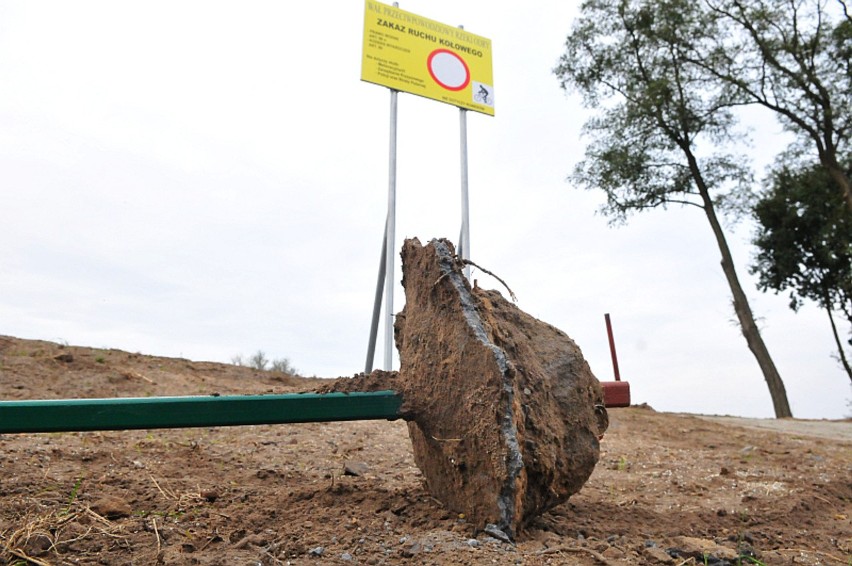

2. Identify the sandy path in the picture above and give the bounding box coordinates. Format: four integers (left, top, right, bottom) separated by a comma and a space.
694, 414, 852, 442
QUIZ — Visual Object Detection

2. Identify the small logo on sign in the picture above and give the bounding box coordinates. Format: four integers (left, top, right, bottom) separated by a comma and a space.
473, 82, 494, 107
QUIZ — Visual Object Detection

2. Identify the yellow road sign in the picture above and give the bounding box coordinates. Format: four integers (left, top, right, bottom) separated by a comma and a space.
361, 0, 494, 116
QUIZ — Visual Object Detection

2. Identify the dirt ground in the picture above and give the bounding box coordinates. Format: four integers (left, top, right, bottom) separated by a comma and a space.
0, 335, 849, 565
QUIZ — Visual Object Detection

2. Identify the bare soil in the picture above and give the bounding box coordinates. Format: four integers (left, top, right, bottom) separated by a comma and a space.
1, 335, 850, 565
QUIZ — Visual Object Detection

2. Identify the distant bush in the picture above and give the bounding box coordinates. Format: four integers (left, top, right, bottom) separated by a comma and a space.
249, 350, 269, 371
270, 357, 298, 375
231, 350, 299, 376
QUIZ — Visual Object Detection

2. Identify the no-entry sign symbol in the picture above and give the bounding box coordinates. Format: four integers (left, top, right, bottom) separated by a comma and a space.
427, 49, 471, 91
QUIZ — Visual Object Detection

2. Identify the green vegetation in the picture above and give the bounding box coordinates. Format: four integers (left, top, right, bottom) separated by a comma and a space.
555, 0, 792, 416
751, 160, 852, 382
61, 477, 84, 516
555, 0, 851, 415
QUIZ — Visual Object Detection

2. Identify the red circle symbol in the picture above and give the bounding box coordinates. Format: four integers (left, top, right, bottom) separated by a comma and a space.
427, 49, 470, 91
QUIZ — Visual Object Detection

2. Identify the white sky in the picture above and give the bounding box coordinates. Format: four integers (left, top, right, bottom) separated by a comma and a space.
1, 1, 849, 419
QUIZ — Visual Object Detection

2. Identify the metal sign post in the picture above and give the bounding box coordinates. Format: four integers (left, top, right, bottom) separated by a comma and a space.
459, 108, 471, 279
364, 216, 387, 373
383, 88, 399, 371
362, 1, 493, 372
457, 22, 472, 279
365, 89, 399, 374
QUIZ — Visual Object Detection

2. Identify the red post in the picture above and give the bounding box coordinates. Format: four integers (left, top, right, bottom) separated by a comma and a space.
601, 313, 630, 407
605, 313, 621, 382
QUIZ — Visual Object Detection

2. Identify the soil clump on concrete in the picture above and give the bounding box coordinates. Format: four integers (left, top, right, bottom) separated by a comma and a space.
326, 238, 608, 538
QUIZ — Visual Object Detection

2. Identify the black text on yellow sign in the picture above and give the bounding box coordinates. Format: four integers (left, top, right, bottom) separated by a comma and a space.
361, 0, 495, 116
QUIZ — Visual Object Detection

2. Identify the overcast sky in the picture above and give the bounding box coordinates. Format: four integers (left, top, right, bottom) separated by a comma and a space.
1, 1, 849, 419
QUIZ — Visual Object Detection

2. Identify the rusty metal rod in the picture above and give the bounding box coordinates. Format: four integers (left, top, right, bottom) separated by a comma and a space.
605, 313, 621, 382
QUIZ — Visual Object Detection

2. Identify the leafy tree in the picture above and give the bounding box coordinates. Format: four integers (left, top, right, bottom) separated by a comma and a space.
555, 0, 793, 416
751, 159, 852, 381
699, 0, 852, 211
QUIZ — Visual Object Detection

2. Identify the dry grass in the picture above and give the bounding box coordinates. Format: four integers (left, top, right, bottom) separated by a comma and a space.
1, 502, 124, 565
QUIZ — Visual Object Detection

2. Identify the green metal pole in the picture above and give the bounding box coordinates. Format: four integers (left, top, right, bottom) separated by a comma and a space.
0, 391, 403, 433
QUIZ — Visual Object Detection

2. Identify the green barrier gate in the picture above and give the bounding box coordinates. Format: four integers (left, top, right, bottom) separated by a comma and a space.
0, 391, 403, 433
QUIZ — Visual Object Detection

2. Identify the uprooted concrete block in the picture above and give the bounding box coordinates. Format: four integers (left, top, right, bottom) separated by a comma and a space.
326, 238, 608, 538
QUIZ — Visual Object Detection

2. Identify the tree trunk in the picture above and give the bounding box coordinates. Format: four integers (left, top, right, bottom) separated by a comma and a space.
823, 290, 852, 384
702, 197, 793, 417
683, 150, 793, 417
